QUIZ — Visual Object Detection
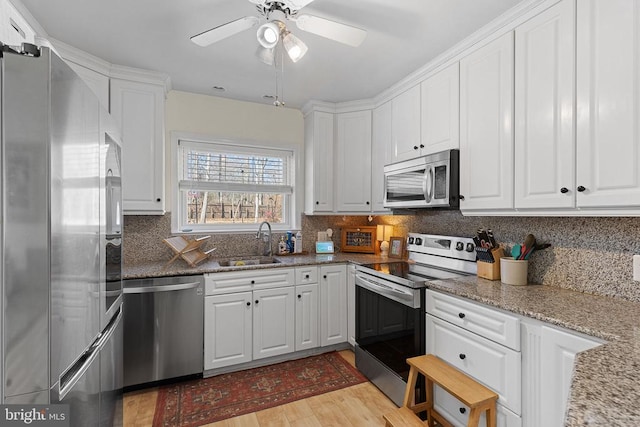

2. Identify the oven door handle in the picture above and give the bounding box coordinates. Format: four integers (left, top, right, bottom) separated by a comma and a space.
355, 274, 418, 308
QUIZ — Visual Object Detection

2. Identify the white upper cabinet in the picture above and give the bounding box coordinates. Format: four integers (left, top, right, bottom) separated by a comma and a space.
304, 110, 334, 213
335, 110, 372, 212
110, 78, 166, 214
391, 85, 422, 162
576, 0, 640, 208
421, 62, 460, 154
515, 0, 575, 209
460, 32, 515, 211
371, 101, 392, 212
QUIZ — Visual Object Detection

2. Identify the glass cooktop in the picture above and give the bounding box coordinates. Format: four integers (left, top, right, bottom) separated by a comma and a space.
357, 261, 468, 288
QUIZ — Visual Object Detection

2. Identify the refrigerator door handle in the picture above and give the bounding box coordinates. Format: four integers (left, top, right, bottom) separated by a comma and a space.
58, 308, 122, 400
124, 281, 202, 294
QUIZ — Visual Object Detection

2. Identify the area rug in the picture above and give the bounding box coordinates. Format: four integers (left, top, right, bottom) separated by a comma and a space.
152, 352, 367, 426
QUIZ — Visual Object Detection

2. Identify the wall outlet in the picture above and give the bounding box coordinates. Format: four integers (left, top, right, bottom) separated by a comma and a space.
634, 255, 640, 281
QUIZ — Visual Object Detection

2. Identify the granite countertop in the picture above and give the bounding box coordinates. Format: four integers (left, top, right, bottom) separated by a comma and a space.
123, 256, 640, 425
426, 275, 640, 426
123, 252, 385, 279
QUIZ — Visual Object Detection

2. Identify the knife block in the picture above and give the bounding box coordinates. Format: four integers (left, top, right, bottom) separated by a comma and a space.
476, 247, 505, 280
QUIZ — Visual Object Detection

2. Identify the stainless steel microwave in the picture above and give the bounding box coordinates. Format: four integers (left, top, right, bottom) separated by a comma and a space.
383, 149, 460, 209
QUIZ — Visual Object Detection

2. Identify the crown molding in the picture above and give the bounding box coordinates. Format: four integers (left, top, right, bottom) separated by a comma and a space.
48, 37, 112, 76
110, 64, 172, 93
302, 98, 375, 116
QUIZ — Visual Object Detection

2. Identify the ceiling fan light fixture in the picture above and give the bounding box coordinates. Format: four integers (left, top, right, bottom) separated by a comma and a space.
256, 45, 275, 65
257, 22, 281, 48
282, 31, 308, 62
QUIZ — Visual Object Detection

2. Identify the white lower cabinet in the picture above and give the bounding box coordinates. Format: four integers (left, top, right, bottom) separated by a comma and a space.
434, 386, 521, 427
320, 264, 348, 346
204, 292, 253, 370
521, 320, 603, 427
253, 287, 295, 360
295, 283, 319, 351
347, 264, 356, 346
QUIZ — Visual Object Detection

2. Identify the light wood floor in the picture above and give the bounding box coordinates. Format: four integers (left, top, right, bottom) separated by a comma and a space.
123, 350, 398, 427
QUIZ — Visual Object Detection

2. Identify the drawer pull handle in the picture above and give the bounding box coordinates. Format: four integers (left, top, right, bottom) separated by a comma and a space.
459, 408, 466, 414
458, 313, 465, 319
459, 353, 466, 360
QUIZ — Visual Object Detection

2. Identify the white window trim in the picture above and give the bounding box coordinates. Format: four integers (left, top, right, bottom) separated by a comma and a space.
170, 131, 303, 234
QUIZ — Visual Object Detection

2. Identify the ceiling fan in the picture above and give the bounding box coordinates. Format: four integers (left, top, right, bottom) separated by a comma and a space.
190, 0, 367, 63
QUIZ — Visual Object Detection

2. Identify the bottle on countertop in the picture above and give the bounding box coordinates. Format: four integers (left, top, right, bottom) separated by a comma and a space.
295, 231, 302, 253
278, 236, 288, 254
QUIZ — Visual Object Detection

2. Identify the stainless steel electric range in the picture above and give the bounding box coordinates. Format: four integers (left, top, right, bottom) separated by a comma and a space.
354, 233, 477, 406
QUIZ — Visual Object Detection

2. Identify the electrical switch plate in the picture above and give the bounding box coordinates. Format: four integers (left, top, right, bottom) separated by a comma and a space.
633, 255, 640, 281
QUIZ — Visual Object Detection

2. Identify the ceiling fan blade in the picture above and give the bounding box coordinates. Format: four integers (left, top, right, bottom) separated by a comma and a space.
191, 16, 260, 47
295, 14, 366, 47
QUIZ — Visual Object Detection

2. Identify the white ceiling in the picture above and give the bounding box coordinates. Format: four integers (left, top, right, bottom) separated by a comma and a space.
20, 0, 524, 108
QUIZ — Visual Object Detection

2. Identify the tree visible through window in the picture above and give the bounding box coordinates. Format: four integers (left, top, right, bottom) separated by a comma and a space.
176, 139, 294, 230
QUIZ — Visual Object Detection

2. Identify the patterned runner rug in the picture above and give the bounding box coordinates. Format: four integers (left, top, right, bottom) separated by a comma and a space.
152, 352, 367, 426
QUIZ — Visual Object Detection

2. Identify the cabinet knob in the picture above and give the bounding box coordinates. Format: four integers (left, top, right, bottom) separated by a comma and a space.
419, 144, 424, 149
323, 275, 327, 279
459, 195, 465, 201
298, 294, 302, 299
366, 201, 370, 205
316, 201, 319, 205
156, 198, 161, 202
459, 408, 466, 414
305, 274, 310, 279
560, 187, 569, 194
577, 186, 586, 192
251, 280, 255, 284
413, 146, 419, 150
255, 300, 259, 304
246, 302, 251, 306
459, 353, 466, 360
458, 313, 465, 319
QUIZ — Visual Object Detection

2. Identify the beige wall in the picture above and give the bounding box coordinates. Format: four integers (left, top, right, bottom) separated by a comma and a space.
164, 90, 304, 212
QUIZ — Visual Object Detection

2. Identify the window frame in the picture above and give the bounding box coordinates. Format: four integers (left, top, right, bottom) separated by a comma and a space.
171, 132, 302, 234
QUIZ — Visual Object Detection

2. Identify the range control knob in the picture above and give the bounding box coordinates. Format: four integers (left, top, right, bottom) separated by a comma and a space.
415, 237, 423, 245
455, 242, 464, 251
466, 242, 475, 252
408, 237, 415, 245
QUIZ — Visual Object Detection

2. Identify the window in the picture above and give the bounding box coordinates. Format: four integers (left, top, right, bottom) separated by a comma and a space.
173, 136, 298, 232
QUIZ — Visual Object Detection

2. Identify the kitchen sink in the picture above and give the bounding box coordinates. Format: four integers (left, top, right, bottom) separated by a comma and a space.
217, 257, 282, 267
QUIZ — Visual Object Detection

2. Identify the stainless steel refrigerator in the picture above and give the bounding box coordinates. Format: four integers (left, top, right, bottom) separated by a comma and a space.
0, 43, 123, 426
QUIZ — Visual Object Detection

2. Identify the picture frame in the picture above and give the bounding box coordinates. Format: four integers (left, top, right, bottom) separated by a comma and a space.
388, 237, 405, 258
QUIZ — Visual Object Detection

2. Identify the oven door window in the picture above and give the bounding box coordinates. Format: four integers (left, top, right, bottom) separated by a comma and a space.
356, 285, 423, 382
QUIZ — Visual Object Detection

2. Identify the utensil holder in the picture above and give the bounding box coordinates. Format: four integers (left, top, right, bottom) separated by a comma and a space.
477, 247, 505, 280
500, 257, 529, 286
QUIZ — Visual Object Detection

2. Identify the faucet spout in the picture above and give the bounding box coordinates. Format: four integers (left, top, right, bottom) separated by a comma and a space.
256, 221, 272, 257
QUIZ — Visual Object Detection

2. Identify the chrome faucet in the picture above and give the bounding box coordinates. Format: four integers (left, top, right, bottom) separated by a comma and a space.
256, 221, 272, 257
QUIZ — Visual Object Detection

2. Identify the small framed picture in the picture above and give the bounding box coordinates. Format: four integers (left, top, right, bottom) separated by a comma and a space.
389, 237, 405, 258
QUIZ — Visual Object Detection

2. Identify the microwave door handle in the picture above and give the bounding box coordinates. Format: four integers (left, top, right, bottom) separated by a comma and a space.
424, 166, 434, 203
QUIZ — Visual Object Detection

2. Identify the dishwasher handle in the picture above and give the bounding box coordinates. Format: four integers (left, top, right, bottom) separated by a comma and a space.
124, 281, 202, 294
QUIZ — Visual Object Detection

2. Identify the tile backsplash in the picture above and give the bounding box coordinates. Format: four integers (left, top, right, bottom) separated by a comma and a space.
124, 212, 640, 303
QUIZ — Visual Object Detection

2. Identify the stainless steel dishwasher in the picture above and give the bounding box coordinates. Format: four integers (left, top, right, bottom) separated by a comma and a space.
123, 275, 204, 388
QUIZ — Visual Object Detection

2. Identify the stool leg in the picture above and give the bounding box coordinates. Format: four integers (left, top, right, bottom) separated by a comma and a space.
425, 378, 435, 427
403, 366, 418, 408
486, 404, 497, 427
467, 408, 481, 427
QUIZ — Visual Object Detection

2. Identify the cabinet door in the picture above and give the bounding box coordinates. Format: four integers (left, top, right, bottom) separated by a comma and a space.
515, 0, 575, 209
460, 32, 515, 211
391, 85, 422, 162
372, 101, 392, 212
335, 110, 372, 212
110, 79, 165, 214
576, 0, 640, 207
421, 62, 460, 154
204, 292, 252, 370
539, 326, 602, 427
320, 264, 348, 346
295, 283, 319, 351
253, 287, 295, 360
304, 111, 334, 213
347, 264, 356, 346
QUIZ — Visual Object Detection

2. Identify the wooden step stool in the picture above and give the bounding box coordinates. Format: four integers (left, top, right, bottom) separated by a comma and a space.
383, 354, 498, 427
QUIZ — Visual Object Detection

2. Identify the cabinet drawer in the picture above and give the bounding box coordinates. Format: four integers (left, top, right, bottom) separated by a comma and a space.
434, 386, 522, 427
205, 268, 295, 295
426, 290, 520, 350
295, 266, 318, 285
426, 315, 521, 415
